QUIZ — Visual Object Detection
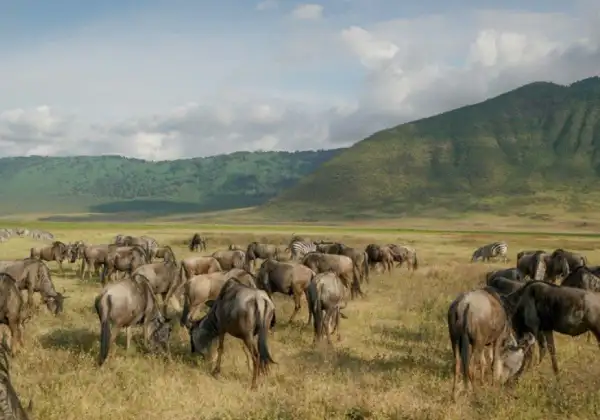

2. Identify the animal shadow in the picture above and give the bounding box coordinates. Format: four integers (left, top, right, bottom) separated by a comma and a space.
39, 328, 98, 353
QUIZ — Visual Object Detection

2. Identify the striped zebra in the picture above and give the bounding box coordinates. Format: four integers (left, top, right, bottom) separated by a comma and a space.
471, 241, 508, 263
289, 240, 317, 261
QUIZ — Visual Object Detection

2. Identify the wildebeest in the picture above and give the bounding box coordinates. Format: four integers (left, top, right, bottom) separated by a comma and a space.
497, 332, 537, 385
0, 274, 32, 355
94, 273, 173, 366
0, 259, 66, 315
544, 248, 586, 281
101, 245, 150, 285
503, 281, 600, 374
180, 268, 256, 327
30, 241, 69, 274
471, 241, 508, 263
189, 233, 207, 252
256, 259, 315, 324
228, 244, 244, 251
306, 272, 347, 345
187, 278, 276, 390
447, 287, 511, 400
516, 250, 552, 281
301, 252, 363, 299
322, 245, 370, 285
485, 268, 523, 283
245, 242, 280, 271
0, 335, 33, 419
180, 255, 222, 279
211, 250, 246, 271
387, 244, 419, 273
364, 244, 394, 275
486, 276, 525, 296
79, 244, 112, 280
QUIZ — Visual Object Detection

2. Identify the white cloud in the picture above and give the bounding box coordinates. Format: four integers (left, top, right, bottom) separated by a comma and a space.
256, 0, 278, 11
291, 4, 324, 20
1, 4, 600, 160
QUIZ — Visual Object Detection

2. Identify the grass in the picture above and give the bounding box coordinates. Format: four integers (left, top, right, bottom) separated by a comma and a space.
2, 222, 600, 419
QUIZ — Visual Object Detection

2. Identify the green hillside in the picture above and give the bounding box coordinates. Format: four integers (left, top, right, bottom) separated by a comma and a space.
264, 76, 600, 219
0, 149, 343, 217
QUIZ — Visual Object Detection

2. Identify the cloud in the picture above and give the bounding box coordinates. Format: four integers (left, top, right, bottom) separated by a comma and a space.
290, 4, 324, 20
1, 4, 600, 160
256, 0, 278, 11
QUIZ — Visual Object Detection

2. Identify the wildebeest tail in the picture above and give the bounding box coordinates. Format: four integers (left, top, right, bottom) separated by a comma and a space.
255, 298, 276, 371
459, 303, 471, 386
307, 278, 322, 338
180, 288, 191, 327
97, 294, 112, 366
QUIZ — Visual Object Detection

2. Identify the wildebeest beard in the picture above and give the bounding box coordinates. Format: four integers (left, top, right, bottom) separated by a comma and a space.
189, 312, 219, 357
148, 316, 172, 351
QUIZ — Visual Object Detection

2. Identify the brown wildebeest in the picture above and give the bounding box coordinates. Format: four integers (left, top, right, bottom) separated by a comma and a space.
189, 233, 207, 252
447, 287, 511, 400
30, 241, 68, 274
321, 244, 370, 285
79, 244, 112, 280
516, 250, 553, 281
101, 245, 150, 285
496, 332, 537, 385
503, 280, 600, 375
187, 278, 276, 390
180, 268, 256, 327
0, 259, 66, 315
364, 244, 394, 275
153, 246, 174, 260
485, 268, 523, 283
245, 242, 280, 271
0, 335, 34, 419
180, 255, 222, 279
132, 246, 182, 315
256, 259, 315, 324
211, 250, 246, 271
306, 272, 347, 345
387, 244, 419, 273
301, 252, 363, 299
0, 273, 32, 355
486, 276, 526, 296
228, 244, 244, 251
94, 273, 173, 366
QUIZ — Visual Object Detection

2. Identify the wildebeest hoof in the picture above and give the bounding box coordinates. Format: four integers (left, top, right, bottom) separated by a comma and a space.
211, 370, 221, 378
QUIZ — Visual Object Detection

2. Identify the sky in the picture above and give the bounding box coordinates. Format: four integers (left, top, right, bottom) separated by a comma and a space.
1, 0, 599, 160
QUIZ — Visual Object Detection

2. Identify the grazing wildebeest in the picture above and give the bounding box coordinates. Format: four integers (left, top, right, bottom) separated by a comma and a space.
180, 268, 256, 327
0, 335, 33, 419
187, 278, 276, 390
256, 259, 315, 324
492, 332, 537, 385
189, 233, 207, 252
486, 276, 526, 296
211, 250, 246, 271
471, 241, 508, 263
180, 255, 222, 279
503, 280, 600, 375
301, 252, 363, 299
485, 268, 523, 283
0, 274, 32, 355
447, 287, 511, 400
94, 273, 173, 366
364, 244, 394, 275
306, 272, 347, 345
30, 241, 69, 274
516, 250, 553, 281
101, 245, 150, 285
387, 244, 419, 273
245, 242, 280, 271
79, 244, 112, 280
0, 259, 66, 315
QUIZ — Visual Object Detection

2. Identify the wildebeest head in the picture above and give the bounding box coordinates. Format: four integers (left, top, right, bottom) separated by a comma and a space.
44, 292, 66, 315
148, 316, 173, 352
547, 250, 570, 281
188, 314, 217, 358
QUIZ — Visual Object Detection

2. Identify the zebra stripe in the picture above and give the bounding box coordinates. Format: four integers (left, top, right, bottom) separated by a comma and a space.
472, 241, 508, 262
290, 241, 317, 260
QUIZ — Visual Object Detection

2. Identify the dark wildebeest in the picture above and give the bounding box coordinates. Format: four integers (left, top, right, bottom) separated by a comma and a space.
0, 273, 32, 355
364, 244, 394, 275
94, 273, 173, 366
447, 287, 514, 400
386, 244, 419, 274
486, 276, 526, 296
301, 252, 363, 299
560, 266, 600, 342
245, 242, 280, 271
516, 250, 554, 281
101, 245, 150, 285
30, 241, 69, 274
0, 259, 66, 315
211, 250, 246, 271
180, 268, 256, 328
189, 233, 207, 252
315, 242, 346, 254
0, 335, 33, 419
503, 280, 600, 375
256, 259, 315, 324
187, 278, 276, 390
306, 272, 347, 345
180, 255, 222, 279
485, 268, 523, 283
544, 248, 586, 282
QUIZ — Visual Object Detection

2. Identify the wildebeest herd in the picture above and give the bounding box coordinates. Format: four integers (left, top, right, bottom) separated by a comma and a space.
455, 241, 600, 401
1, 230, 598, 416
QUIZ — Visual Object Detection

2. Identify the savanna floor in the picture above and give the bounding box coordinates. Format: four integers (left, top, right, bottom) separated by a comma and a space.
2, 225, 600, 420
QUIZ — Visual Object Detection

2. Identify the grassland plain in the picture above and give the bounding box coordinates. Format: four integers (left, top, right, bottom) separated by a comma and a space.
2, 223, 600, 420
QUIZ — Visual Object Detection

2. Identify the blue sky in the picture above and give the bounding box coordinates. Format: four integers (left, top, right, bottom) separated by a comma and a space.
0, 0, 598, 160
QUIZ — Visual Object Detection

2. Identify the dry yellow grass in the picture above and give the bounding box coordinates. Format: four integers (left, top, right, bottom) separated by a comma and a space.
2, 224, 600, 419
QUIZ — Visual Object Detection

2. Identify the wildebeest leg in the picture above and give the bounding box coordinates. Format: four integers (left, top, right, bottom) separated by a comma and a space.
8, 321, 22, 356
334, 308, 341, 342
109, 326, 121, 360
304, 289, 312, 326
536, 332, 547, 366
289, 292, 302, 323
324, 309, 333, 345
452, 341, 461, 401
544, 331, 559, 374
242, 336, 259, 390
211, 333, 226, 378
125, 327, 132, 351
491, 340, 503, 386
26, 286, 36, 311
58, 260, 64, 275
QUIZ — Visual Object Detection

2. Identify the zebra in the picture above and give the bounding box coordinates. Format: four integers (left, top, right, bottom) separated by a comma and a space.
471, 241, 508, 263
289, 240, 317, 261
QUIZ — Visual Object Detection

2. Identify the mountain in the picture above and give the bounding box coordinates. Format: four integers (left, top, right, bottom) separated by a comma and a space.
263, 76, 600, 219
0, 149, 343, 217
